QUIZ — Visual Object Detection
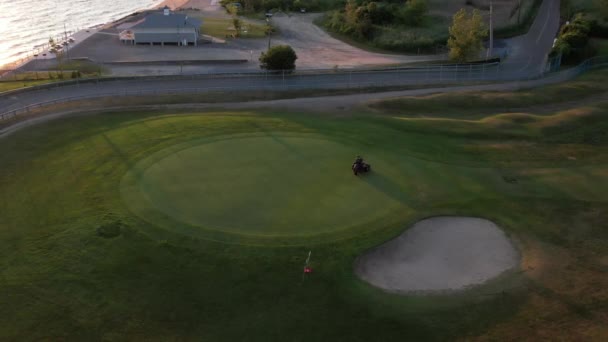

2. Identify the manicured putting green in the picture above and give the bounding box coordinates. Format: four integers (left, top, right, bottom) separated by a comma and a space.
122, 133, 403, 238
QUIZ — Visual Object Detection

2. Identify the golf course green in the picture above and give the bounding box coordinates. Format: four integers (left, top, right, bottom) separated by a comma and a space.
1, 71, 608, 340
122, 133, 402, 240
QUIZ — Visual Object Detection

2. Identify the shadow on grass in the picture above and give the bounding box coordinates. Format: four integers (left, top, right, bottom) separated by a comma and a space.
100, 133, 146, 181
360, 171, 410, 205
252, 121, 312, 160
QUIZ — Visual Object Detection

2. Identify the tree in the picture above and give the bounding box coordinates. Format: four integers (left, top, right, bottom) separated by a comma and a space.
354, 5, 373, 37
399, 0, 428, 26
345, 0, 359, 28
596, 0, 608, 20
262, 0, 281, 11
227, 4, 242, 37
560, 0, 571, 19
233, 17, 242, 34
552, 14, 592, 63
447, 8, 488, 62
343, 0, 374, 38
259, 45, 298, 70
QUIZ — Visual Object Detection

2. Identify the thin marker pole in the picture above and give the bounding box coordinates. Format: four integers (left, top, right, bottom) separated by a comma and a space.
302, 250, 312, 282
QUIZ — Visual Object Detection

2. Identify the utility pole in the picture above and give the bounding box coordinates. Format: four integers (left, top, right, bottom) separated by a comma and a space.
265, 14, 272, 50
487, 0, 494, 59
177, 24, 181, 46
518, 0, 522, 25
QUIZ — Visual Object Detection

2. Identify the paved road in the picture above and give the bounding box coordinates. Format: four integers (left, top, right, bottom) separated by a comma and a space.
0, 1, 561, 116
501, 0, 561, 76
0, 68, 582, 138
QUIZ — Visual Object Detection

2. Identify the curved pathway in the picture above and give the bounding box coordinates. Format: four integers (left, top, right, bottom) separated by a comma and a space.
0, 1, 560, 116
502, 0, 560, 76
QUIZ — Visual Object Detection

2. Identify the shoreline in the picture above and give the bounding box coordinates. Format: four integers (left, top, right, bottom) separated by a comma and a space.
156, 0, 191, 9
0, 0, 195, 72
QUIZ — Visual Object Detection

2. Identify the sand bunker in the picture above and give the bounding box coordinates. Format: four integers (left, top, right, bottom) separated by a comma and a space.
355, 217, 518, 293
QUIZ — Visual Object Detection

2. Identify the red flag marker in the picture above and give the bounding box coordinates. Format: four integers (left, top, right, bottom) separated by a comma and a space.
302, 251, 313, 281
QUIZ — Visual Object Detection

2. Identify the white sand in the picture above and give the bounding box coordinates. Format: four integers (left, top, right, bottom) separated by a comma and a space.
354, 217, 519, 293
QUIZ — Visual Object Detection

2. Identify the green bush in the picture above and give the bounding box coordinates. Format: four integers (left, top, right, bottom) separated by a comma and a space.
259, 45, 298, 70
373, 26, 443, 52
589, 19, 608, 38
397, 0, 428, 26
323, 0, 431, 48
261, 0, 281, 10
552, 14, 594, 64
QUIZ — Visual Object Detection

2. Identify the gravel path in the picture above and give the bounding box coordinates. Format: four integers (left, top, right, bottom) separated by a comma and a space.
354, 217, 519, 293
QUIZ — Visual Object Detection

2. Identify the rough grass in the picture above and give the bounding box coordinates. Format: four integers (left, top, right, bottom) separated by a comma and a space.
0, 79, 59, 92
370, 69, 608, 119
0, 61, 107, 93
1, 75, 608, 339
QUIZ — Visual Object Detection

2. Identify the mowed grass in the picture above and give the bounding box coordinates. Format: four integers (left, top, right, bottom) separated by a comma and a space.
122, 133, 406, 241
1, 74, 608, 339
201, 17, 266, 39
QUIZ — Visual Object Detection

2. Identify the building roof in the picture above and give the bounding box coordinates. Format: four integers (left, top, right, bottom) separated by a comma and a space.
133, 12, 202, 30
134, 32, 198, 43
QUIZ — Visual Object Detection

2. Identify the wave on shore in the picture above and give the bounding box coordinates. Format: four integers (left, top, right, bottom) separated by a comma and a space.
0, 0, 191, 69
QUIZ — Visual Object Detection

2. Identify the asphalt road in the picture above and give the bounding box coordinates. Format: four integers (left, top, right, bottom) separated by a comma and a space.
501, 0, 561, 76
0, 1, 561, 116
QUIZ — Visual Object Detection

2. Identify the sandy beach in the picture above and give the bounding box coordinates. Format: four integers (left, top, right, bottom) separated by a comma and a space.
157, 0, 205, 10
1, 0, 196, 71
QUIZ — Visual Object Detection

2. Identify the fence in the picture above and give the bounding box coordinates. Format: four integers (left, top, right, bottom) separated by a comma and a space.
0, 57, 564, 97
2, 56, 608, 122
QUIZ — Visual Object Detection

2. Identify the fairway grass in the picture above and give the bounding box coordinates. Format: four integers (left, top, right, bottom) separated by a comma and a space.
1, 80, 608, 340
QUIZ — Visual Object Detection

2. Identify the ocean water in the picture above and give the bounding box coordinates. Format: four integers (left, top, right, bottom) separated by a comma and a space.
0, 0, 163, 68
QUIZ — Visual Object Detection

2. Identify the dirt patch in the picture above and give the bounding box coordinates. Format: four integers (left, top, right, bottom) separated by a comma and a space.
96, 220, 124, 238
354, 216, 519, 293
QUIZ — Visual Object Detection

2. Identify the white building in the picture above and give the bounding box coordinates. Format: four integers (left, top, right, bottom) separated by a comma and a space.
120, 6, 202, 46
